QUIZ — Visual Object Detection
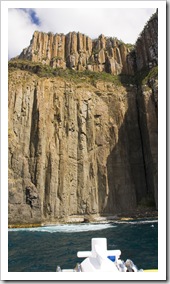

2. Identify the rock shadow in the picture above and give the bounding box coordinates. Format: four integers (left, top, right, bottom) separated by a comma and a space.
98, 78, 158, 216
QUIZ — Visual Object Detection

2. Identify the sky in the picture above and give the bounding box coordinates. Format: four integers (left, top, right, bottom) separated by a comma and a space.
8, 8, 156, 59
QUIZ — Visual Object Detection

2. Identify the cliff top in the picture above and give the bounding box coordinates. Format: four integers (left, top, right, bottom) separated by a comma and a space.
9, 10, 157, 79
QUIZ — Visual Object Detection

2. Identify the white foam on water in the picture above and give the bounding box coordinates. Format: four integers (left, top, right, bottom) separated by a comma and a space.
115, 219, 158, 225
8, 219, 157, 233
8, 223, 114, 233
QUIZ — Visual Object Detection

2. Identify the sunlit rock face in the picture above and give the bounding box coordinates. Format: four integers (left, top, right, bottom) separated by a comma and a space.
18, 10, 158, 77
19, 31, 135, 75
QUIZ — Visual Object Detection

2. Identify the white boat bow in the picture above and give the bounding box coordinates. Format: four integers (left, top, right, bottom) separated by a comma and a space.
56, 238, 146, 272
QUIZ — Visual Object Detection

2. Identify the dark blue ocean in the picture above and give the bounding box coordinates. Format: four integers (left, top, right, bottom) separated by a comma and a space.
8, 219, 158, 272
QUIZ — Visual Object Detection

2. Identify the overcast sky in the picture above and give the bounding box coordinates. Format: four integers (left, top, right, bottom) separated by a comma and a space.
8, 8, 156, 59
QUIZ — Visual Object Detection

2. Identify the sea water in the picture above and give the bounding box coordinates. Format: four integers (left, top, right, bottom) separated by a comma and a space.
8, 219, 158, 272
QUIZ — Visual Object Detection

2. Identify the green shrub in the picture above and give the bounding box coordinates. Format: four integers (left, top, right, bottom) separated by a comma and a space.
135, 66, 158, 85
8, 59, 126, 86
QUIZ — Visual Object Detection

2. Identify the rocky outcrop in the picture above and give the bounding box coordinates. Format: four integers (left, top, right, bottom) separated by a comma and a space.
135, 10, 158, 71
18, 10, 158, 77
19, 32, 133, 75
8, 10, 158, 225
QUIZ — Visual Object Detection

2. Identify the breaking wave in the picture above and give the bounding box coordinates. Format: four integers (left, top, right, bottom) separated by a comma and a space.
8, 219, 158, 233
8, 223, 114, 233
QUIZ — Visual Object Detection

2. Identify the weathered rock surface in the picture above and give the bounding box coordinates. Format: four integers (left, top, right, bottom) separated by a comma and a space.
19, 31, 133, 75
8, 69, 158, 225
135, 10, 158, 71
8, 10, 158, 225
9, 71, 140, 222
18, 10, 158, 77
137, 78, 158, 209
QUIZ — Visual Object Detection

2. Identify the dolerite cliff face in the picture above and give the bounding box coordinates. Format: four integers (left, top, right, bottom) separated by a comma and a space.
8, 11, 158, 225
135, 11, 158, 71
19, 32, 134, 75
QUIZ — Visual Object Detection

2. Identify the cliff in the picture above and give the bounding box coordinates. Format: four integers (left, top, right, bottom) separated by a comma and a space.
135, 11, 158, 71
18, 31, 134, 75
8, 11, 158, 225
17, 10, 157, 77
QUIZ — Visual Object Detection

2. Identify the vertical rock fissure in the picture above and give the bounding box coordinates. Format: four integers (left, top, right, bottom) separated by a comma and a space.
135, 84, 150, 198
29, 87, 39, 186
43, 153, 52, 217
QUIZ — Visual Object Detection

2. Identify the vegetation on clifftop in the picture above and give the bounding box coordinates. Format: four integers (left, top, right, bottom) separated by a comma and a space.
8, 59, 158, 91
8, 59, 136, 86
